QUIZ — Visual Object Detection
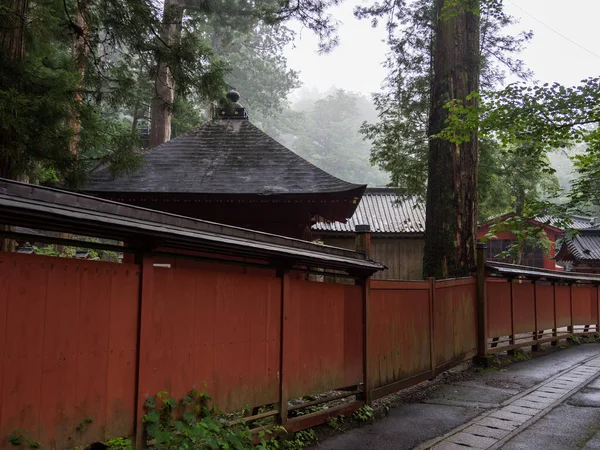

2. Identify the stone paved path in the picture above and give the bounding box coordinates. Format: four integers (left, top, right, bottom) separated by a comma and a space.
316, 344, 600, 450
423, 354, 600, 449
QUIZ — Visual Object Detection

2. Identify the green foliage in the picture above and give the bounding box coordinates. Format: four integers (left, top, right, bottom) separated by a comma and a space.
353, 405, 374, 424
75, 417, 94, 433
105, 437, 133, 450
8, 430, 41, 448
143, 390, 283, 450
569, 335, 582, 345
357, 0, 532, 200
470, 78, 600, 211
513, 349, 531, 362
280, 429, 317, 449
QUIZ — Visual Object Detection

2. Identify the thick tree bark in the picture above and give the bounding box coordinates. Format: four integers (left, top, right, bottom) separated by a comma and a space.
0, 0, 30, 180
0, 0, 30, 252
149, 0, 183, 148
0, 0, 28, 59
423, 0, 480, 279
68, 0, 88, 155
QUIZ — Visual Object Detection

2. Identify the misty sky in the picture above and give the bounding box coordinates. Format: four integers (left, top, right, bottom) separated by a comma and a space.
284, 0, 600, 98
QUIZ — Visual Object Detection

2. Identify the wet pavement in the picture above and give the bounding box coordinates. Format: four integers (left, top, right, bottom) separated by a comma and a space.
315, 343, 600, 450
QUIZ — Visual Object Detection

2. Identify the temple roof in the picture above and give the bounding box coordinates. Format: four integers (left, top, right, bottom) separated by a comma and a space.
556, 229, 600, 263
85, 119, 365, 196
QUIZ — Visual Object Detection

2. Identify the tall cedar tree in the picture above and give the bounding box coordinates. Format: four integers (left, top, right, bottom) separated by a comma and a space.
358, 0, 532, 207
423, 0, 480, 278
149, 0, 183, 148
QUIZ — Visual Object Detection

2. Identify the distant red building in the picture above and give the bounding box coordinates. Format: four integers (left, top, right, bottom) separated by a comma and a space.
477, 213, 596, 270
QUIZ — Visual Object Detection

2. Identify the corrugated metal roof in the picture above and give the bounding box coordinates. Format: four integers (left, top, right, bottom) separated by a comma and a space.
313, 188, 425, 234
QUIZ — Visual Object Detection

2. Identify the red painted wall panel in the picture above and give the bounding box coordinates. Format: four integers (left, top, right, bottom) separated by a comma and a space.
138, 268, 282, 413
285, 280, 362, 399
0, 254, 8, 442
572, 285, 594, 327
40, 261, 80, 446
487, 279, 511, 337
536, 284, 555, 331
0, 256, 47, 444
513, 282, 535, 334
434, 280, 477, 367
369, 285, 431, 389
0, 254, 140, 449
555, 285, 572, 328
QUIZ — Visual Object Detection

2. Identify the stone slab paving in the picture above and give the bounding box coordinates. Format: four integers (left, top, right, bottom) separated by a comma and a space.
426, 355, 600, 449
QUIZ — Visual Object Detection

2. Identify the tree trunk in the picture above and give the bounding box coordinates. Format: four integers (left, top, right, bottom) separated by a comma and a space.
0, 0, 30, 180
423, 0, 480, 279
0, 0, 30, 252
68, 0, 88, 155
149, 0, 183, 148
0, 0, 28, 59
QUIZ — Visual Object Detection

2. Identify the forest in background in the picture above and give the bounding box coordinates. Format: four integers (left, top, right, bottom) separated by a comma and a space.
3, 0, 600, 276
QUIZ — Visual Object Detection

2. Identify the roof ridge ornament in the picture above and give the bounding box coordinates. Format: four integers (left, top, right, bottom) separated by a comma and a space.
218, 90, 248, 120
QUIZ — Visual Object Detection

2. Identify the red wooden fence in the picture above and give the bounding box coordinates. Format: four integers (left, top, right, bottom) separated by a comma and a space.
369, 278, 477, 400
0, 253, 140, 448
484, 278, 600, 354
0, 252, 477, 449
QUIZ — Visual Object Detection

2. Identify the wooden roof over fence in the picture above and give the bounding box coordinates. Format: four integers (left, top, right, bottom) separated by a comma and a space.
0, 178, 384, 275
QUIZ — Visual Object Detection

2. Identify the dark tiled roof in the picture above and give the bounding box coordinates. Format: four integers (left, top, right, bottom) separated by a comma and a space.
557, 229, 600, 262
535, 214, 596, 231
312, 188, 425, 234
84, 119, 364, 195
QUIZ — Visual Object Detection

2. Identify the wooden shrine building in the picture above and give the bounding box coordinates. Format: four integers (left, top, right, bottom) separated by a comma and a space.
83, 92, 365, 240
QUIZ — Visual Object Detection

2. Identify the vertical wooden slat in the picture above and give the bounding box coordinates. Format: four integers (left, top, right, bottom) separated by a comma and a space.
40, 260, 80, 447
569, 283, 574, 334
552, 282, 558, 346
532, 280, 540, 351
476, 243, 487, 359
0, 254, 9, 440
508, 279, 515, 355
362, 277, 372, 405
105, 265, 140, 440
428, 277, 436, 376
76, 264, 112, 442
596, 284, 600, 334
355, 224, 372, 405
135, 253, 154, 450
278, 270, 290, 425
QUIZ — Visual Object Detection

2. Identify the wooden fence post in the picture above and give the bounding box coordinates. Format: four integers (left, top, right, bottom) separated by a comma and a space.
475, 242, 490, 365
552, 281, 558, 346
135, 252, 154, 450
277, 268, 291, 426
429, 277, 437, 376
569, 282, 574, 336
508, 278, 516, 356
596, 284, 600, 335
355, 224, 372, 405
532, 280, 540, 352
